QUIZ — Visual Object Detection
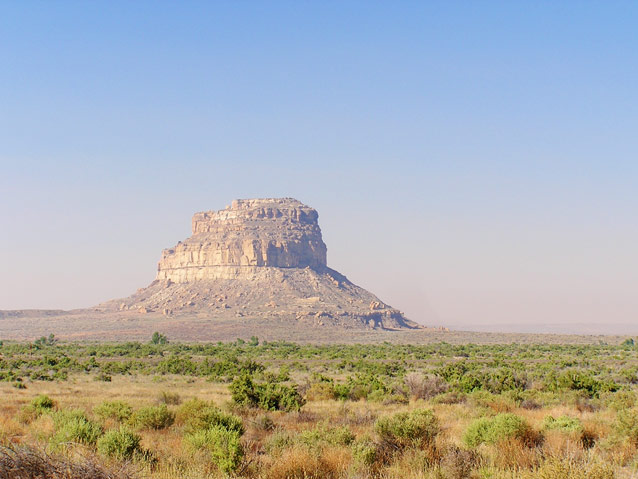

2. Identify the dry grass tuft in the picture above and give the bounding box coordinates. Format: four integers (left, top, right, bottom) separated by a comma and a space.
0, 444, 135, 479
491, 438, 542, 469
265, 446, 349, 479
439, 445, 480, 479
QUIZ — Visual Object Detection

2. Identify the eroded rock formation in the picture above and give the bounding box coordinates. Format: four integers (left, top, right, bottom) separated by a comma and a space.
157, 198, 327, 281
101, 198, 419, 330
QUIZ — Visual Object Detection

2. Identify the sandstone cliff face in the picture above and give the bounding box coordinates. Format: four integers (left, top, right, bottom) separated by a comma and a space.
157, 199, 327, 282
101, 198, 419, 330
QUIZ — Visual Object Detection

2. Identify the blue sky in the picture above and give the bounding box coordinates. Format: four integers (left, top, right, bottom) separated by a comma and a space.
1, 2, 637, 333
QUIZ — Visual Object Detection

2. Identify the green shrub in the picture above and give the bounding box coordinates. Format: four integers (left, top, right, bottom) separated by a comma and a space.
20, 395, 57, 423
97, 427, 142, 460
230, 373, 305, 411
31, 394, 56, 411
129, 404, 174, 430
464, 413, 534, 447
546, 370, 618, 398
183, 406, 244, 435
229, 373, 261, 407
94, 400, 133, 422
176, 398, 208, 424
616, 408, 638, 445
532, 456, 615, 479
264, 430, 294, 454
606, 390, 637, 411
50, 408, 90, 428
185, 425, 243, 474
50, 409, 103, 446
374, 408, 439, 449
351, 437, 377, 466
258, 382, 305, 411
543, 415, 583, 432
297, 423, 355, 450
150, 332, 168, 345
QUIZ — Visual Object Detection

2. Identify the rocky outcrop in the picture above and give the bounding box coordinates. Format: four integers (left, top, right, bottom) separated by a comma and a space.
157, 198, 327, 282
101, 198, 420, 330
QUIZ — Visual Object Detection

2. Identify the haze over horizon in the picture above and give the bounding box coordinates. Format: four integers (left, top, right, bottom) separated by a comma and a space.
1, 2, 637, 335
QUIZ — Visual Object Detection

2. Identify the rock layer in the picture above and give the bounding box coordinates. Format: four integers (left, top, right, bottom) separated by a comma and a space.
157, 198, 327, 282
102, 198, 419, 330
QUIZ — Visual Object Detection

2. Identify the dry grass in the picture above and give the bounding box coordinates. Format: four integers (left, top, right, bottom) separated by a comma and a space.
0, 444, 135, 479
2, 374, 638, 479
264, 446, 350, 479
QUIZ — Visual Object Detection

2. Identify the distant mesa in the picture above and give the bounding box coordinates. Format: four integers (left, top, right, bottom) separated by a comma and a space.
101, 198, 419, 330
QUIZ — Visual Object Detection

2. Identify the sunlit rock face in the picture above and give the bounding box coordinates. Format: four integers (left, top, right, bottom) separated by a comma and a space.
102, 198, 420, 330
157, 198, 328, 282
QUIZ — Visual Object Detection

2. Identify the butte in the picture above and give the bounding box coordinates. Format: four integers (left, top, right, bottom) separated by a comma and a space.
100, 198, 419, 330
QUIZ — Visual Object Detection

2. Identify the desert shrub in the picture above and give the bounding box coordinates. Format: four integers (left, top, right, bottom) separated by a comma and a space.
20, 395, 57, 423
305, 382, 336, 401
546, 370, 618, 398
605, 390, 637, 411
177, 398, 243, 434
186, 407, 243, 435
50, 410, 103, 447
543, 415, 583, 432
97, 427, 141, 460
255, 414, 275, 431
469, 390, 517, 413
157, 356, 196, 375
297, 424, 355, 450
33, 334, 58, 349
615, 408, 638, 445
374, 408, 439, 449
619, 366, 638, 384
530, 456, 615, 479
333, 373, 392, 401
484, 368, 528, 394
259, 382, 306, 411
50, 409, 87, 427
440, 446, 480, 479
230, 373, 305, 411
158, 391, 181, 405
94, 401, 132, 422
175, 398, 207, 424
404, 373, 449, 400
129, 404, 174, 430
264, 430, 294, 454
351, 436, 377, 467
229, 373, 262, 407
150, 332, 168, 345
185, 425, 243, 474
32, 395, 56, 411
464, 413, 535, 447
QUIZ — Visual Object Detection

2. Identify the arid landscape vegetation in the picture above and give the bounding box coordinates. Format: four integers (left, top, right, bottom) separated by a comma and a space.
3, 2, 638, 478
2, 335, 638, 478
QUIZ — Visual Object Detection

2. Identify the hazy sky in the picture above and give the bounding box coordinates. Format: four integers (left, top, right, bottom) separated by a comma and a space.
1, 2, 637, 334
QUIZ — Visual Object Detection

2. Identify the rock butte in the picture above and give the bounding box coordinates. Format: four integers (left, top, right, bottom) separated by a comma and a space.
101, 198, 419, 330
